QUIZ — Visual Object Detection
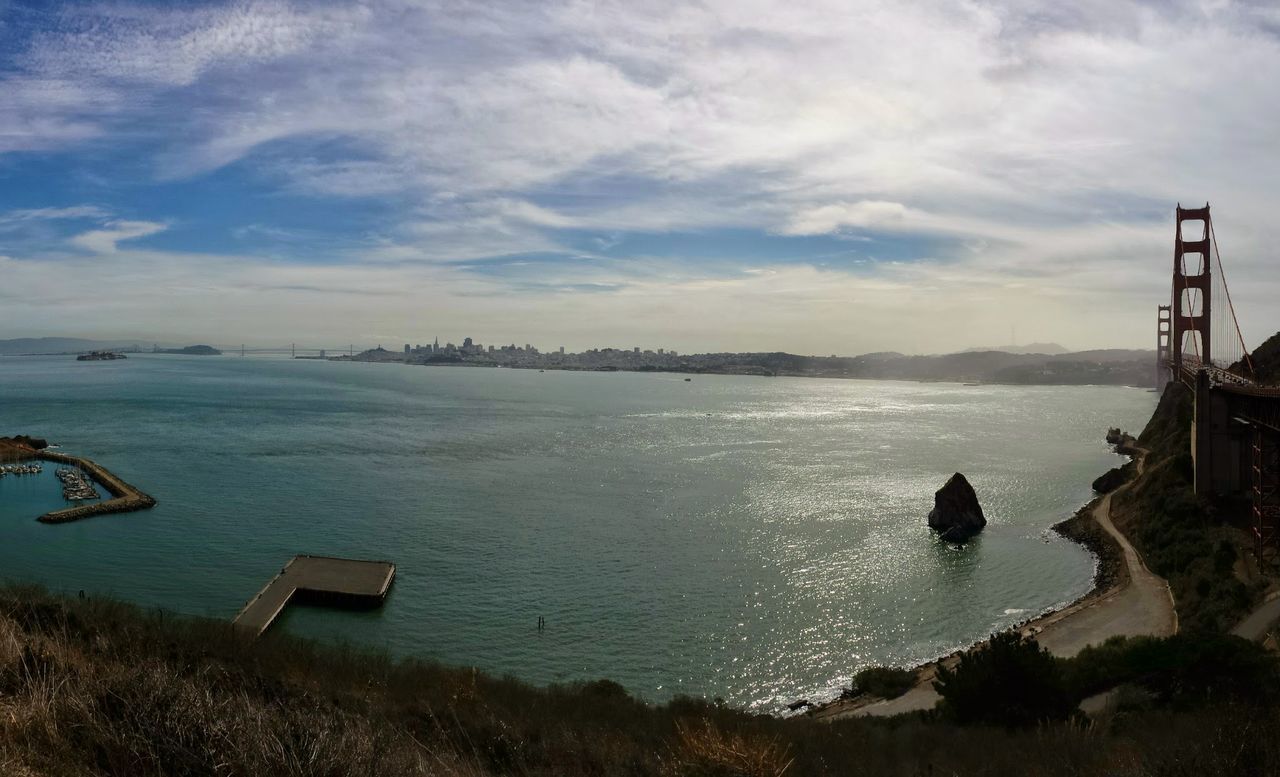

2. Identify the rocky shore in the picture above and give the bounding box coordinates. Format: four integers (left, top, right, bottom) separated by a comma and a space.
808, 434, 1150, 720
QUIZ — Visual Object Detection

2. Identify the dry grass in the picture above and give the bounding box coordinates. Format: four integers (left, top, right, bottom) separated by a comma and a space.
667, 720, 793, 777
0, 586, 1279, 775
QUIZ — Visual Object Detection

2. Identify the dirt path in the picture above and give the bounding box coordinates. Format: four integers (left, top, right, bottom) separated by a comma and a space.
814, 449, 1176, 720
1032, 481, 1177, 656
1232, 591, 1280, 642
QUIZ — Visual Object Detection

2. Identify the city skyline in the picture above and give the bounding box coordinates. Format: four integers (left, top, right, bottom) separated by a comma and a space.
3, 2, 1280, 354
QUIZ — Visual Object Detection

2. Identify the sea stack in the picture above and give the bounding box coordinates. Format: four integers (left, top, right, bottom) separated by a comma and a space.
927, 472, 987, 542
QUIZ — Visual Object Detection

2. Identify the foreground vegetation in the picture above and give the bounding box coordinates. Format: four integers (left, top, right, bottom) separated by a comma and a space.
2, 586, 1280, 776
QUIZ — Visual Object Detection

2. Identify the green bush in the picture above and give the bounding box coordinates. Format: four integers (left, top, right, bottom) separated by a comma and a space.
852, 666, 914, 699
1063, 633, 1280, 706
933, 632, 1072, 727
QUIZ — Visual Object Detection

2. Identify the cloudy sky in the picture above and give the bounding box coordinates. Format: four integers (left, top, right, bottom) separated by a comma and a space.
1, 0, 1278, 354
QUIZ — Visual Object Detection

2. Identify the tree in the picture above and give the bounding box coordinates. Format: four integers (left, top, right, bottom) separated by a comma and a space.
933, 631, 1072, 727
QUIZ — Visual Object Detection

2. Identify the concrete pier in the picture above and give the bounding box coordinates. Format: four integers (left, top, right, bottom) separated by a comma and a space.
35, 451, 157, 523
233, 555, 396, 638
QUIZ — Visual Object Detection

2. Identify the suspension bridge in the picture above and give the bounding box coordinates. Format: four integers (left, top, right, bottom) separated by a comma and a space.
213, 344, 363, 358
1159, 204, 1280, 563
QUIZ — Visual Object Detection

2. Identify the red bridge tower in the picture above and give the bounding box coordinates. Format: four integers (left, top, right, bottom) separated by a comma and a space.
1172, 204, 1212, 368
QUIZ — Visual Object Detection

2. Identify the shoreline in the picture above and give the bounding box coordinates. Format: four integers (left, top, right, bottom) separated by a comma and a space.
2, 429, 1154, 715
805, 446, 1161, 720
326, 356, 1156, 390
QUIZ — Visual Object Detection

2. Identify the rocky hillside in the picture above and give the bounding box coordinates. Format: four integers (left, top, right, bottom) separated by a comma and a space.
1113, 381, 1262, 632
1249, 330, 1280, 384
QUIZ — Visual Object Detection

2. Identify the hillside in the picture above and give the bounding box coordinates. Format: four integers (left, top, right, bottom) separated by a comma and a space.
740, 349, 1155, 385
0, 337, 144, 355
1250, 330, 1280, 384
1108, 330, 1280, 632
1, 585, 1279, 776
963, 342, 1069, 355
1111, 382, 1258, 632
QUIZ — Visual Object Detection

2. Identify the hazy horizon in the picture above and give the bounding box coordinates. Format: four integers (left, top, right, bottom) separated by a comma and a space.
0, 333, 1161, 360
3, 1, 1279, 354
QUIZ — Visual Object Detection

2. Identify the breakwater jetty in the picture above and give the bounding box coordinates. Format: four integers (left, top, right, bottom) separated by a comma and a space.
35, 451, 157, 523
233, 555, 396, 638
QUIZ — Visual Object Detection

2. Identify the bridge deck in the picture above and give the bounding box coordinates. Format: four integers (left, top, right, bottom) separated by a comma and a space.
233, 555, 395, 637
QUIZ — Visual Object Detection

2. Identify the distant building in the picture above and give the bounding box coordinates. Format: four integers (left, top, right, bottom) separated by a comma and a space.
463, 337, 473, 349
559, 346, 565, 354
404, 344, 411, 354
634, 346, 640, 353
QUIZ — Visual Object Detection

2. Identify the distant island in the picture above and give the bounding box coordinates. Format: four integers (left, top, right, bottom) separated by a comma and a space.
334, 342, 1157, 387
155, 345, 222, 356
75, 351, 127, 361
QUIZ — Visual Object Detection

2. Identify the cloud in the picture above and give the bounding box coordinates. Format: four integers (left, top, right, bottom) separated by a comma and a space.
20, 2, 363, 87
70, 221, 168, 254
0, 205, 110, 225
3, 1, 1280, 350
780, 201, 911, 235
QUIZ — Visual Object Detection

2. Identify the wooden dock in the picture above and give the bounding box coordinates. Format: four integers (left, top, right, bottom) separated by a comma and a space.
232, 555, 396, 638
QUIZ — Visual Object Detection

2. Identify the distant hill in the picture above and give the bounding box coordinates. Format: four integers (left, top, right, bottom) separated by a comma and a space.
962, 342, 1069, 355
157, 345, 222, 356
1248, 331, 1280, 385
0, 338, 145, 356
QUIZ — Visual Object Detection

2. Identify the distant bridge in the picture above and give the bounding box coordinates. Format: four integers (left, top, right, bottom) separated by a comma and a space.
1159, 204, 1280, 562
212, 344, 364, 358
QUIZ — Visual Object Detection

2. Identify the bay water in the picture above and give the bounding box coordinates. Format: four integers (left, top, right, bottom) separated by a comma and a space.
0, 355, 1154, 709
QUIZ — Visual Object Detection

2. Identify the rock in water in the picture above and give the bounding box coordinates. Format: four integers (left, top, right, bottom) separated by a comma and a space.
928, 473, 987, 541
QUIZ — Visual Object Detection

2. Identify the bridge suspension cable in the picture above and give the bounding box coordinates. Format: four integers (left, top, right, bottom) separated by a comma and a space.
1209, 219, 1255, 378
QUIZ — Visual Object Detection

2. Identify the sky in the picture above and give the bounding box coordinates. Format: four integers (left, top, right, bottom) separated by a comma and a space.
1, 0, 1279, 355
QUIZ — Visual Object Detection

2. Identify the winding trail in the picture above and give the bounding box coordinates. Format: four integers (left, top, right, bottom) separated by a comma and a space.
1232, 590, 1280, 642
815, 449, 1177, 720
1032, 473, 1178, 656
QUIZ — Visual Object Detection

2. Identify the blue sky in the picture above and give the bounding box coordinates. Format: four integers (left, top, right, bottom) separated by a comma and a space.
2, 0, 1279, 354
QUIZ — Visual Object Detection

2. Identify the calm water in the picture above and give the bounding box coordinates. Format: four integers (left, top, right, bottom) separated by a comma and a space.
0, 355, 1154, 709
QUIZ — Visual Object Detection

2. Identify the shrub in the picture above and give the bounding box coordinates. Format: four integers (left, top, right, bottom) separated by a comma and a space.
1063, 633, 1280, 706
933, 632, 1072, 727
852, 666, 915, 700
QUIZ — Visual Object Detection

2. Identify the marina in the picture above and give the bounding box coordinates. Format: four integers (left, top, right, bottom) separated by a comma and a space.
35, 451, 156, 523
0, 463, 43, 477
54, 467, 99, 501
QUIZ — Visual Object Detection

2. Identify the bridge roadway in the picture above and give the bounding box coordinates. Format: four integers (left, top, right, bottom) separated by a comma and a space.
1176, 358, 1280, 433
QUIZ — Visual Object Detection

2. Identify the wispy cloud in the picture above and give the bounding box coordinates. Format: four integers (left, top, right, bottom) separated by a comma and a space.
0, 205, 110, 225
70, 221, 168, 254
